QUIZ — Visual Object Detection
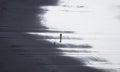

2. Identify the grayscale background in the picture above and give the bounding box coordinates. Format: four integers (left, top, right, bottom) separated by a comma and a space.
0, 0, 120, 72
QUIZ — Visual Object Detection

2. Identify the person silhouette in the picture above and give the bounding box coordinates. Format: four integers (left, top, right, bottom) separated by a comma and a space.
60, 33, 62, 43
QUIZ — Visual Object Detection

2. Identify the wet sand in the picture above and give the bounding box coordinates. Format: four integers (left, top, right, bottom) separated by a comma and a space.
0, 0, 116, 72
